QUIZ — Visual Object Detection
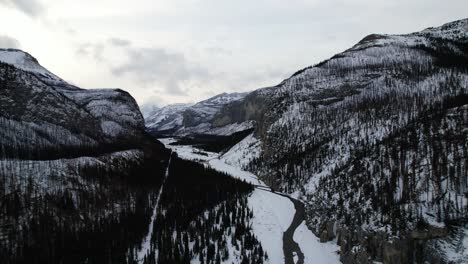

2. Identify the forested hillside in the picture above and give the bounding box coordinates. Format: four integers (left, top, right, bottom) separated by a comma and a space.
138, 154, 265, 264
213, 18, 468, 262
0, 49, 171, 263
0, 49, 262, 264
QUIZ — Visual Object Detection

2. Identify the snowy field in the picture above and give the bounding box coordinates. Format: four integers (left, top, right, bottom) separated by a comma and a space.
159, 138, 266, 186
248, 189, 294, 263
160, 138, 340, 264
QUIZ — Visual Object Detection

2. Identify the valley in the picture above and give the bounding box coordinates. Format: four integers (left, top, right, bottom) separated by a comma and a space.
0, 16, 467, 264
160, 138, 340, 264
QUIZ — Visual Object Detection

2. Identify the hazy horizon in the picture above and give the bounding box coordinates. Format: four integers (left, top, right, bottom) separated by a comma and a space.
0, 0, 467, 107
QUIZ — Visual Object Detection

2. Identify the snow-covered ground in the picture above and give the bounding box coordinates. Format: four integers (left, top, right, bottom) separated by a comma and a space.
159, 138, 265, 186
248, 189, 295, 263
293, 222, 340, 263
160, 138, 341, 264
208, 159, 265, 186
0, 49, 61, 80
433, 225, 468, 263
221, 134, 261, 169
159, 138, 216, 161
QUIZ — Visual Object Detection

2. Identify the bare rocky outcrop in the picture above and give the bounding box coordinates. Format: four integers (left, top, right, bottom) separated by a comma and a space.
310, 219, 455, 264
212, 90, 273, 137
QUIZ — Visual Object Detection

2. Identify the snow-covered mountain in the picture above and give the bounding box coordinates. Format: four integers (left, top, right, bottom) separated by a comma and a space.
0, 48, 264, 264
140, 104, 160, 119
144, 103, 192, 133
0, 48, 173, 263
3, 17, 468, 264
0, 48, 145, 153
145, 92, 249, 136
0, 48, 267, 264
209, 18, 468, 263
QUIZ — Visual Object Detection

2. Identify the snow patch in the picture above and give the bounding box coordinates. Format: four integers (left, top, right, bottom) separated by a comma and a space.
222, 133, 261, 169
293, 221, 340, 264
248, 189, 295, 264
0, 49, 61, 80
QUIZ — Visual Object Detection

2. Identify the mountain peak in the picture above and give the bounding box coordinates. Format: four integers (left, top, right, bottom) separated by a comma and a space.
0, 48, 61, 81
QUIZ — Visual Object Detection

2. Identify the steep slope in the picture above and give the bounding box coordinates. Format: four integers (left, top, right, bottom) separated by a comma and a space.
145, 92, 249, 136
145, 103, 192, 134
140, 104, 159, 119
212, 18, 468, 263
0, 49, 172, 263
0, 49, 147, 159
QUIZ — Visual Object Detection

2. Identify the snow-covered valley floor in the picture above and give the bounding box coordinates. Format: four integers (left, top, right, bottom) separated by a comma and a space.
160, 138, 340, 264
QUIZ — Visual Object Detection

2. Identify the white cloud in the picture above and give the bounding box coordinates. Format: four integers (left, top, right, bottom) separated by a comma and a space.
0, 35, 20, 48
112, 47, 213, 96
108, 38, 131, 47
0, 0, 44, 18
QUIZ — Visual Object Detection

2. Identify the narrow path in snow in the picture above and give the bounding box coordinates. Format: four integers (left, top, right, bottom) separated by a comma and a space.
137, 152, 172, 263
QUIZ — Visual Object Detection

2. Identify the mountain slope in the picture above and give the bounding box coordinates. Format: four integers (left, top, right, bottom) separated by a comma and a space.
0, 49, 147, 159
212, 18, 468, 263
0, 49, 265, 264
0, 49, 172, 263
145, 103, 192, 134
145, 92, 249, 136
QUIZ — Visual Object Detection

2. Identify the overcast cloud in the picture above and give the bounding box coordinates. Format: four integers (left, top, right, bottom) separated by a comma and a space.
112, 47, 213, 96
0, 35, 20, 49
0, 0, 44, 17
0, 0, 467, 106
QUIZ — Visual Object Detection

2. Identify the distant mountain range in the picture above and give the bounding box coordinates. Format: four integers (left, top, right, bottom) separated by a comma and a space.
143, 92, 250, 136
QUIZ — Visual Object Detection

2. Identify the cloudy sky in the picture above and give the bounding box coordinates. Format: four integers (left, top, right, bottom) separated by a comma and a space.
0, 0, 467, 106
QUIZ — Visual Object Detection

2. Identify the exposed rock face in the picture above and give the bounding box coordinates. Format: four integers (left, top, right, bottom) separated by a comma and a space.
319, 221, 336, 242
212, 90, 270, 134
382, 239, 411, 264
410, 226, 448, 240
312, 220, 456, 264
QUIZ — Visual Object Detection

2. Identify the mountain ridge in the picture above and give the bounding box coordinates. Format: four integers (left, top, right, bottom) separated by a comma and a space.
0, 46, 173, 263
145, 91, 249, 136
166, 18, 468, 263
0, 48, 145, 147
